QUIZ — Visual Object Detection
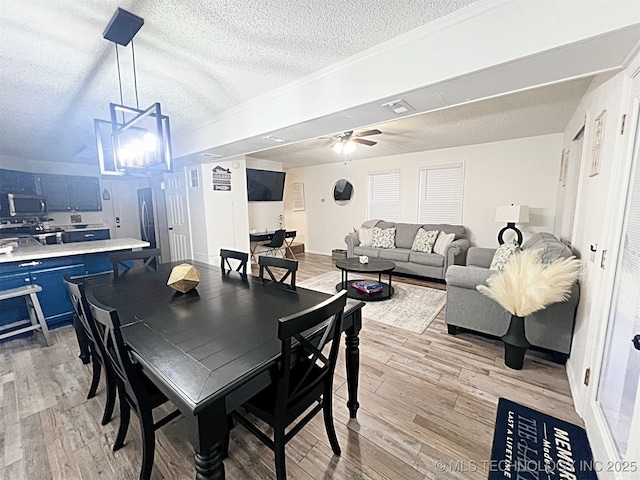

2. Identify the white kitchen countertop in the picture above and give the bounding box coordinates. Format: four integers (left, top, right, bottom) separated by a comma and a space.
0, 238, 150, 264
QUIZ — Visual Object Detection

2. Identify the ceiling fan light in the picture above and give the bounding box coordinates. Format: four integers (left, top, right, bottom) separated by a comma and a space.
343, 140, 356, 155
332, 142, 344, 154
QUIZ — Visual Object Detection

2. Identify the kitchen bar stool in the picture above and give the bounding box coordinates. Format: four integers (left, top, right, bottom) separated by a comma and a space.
0, 285, 52, 346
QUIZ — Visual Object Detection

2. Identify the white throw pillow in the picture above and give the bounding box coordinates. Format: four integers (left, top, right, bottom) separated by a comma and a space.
372, 227, 396, 249
433, 232, 455, 255
490, 239, 520, 270
359, 227, 374, 247
411, 228, 439, 253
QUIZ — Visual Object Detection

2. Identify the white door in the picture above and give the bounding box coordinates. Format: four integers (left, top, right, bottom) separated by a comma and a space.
585, 69, 640, 479
164, 170, 192, 262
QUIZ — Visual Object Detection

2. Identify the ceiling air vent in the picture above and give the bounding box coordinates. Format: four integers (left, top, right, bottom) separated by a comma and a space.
381, 99, 414, 115
263, 135, 287, 143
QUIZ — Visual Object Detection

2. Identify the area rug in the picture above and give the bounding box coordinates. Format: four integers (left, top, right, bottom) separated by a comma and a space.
298, 271, 446, 334
490, 398, 596, 480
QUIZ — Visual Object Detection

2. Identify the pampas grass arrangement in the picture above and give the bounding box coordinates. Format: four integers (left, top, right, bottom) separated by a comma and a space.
477, 249, 581, 317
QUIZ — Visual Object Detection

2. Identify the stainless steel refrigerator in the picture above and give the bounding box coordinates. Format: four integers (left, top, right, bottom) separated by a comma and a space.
137, 187, 171, 263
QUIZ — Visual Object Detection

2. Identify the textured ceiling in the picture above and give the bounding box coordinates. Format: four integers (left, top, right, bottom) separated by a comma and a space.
0, 0, 480, 164
249, 77, 594, 168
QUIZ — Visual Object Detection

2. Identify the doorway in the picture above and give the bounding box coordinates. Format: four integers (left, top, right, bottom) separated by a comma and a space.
163, 170, 192, 262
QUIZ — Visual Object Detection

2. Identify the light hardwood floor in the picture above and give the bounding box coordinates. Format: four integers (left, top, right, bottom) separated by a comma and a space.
0, 252, 583, 479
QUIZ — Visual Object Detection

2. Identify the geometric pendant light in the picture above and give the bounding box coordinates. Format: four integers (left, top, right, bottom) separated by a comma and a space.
95, 8, 172, 175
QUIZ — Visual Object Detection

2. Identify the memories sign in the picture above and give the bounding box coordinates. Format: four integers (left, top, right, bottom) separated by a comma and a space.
212, 166, 231, 191
489, 398, 597, 480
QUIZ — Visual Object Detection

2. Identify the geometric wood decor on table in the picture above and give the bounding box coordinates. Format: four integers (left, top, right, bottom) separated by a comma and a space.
167, 263, 200, 293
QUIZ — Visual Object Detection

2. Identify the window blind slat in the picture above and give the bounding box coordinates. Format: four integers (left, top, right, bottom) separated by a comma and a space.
418, 162, 463, 224
368, 171, 400, 221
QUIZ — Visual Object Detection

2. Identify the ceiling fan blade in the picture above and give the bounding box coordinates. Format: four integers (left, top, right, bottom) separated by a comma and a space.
354, 138, 377, 146
355, 129, 381, 137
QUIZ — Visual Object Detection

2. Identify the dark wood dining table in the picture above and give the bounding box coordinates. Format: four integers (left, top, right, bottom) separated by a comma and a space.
83, 260, 363, 480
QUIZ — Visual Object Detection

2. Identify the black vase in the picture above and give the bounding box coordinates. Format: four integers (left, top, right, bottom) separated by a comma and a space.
502, 315, 531, 370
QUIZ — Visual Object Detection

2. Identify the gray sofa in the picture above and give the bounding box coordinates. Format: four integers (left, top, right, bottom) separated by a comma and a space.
345, 221, 470, 280
445, 232, 580, 362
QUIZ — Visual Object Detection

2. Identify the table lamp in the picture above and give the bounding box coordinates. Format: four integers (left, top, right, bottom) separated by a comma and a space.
495, 205, 529, 245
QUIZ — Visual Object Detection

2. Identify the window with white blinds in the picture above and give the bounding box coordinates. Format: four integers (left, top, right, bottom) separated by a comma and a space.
417, 162, 464, 224
367, 170, 400, 221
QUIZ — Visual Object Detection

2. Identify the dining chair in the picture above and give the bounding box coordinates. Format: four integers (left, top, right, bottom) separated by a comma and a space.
260, 229, 286, 256
63, 274, 116, 425
109, 248, 161, 278
220, 248, 249, 279
232, 290, 347, 480
85, 290, 182, 480
258, 256, 298, 290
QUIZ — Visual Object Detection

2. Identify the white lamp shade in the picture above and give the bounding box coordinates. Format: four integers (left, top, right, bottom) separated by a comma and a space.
495, 205, 530, 223
343, 140, 356, 154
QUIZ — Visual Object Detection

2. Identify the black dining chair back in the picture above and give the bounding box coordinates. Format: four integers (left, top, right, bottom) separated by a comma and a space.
220, 249, 249, 279
258, 256, 298, 290
85, 290, 181, 480
109, 248, 161, 278
63, 274, 116, 426
233, 290, 347, 480
261, 229, 286, 256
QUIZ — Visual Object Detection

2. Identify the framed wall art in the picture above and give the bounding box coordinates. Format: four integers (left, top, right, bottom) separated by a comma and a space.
590, 109, 606, 177
292, 182, 305, 211
559, 149, 570, 186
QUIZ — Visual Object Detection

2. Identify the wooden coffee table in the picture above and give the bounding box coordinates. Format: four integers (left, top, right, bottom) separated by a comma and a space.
335, 257, 396, 301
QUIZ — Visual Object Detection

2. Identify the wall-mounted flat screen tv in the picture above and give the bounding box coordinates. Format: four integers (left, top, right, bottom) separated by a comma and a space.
246, 168, 286, 201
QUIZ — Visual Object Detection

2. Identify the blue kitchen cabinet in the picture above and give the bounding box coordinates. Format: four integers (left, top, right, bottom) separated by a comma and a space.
83, 252, 113, 275
62, 228, 110, 243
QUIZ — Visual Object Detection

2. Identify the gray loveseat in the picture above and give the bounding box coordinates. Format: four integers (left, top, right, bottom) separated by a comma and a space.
345, 221, 470, 280
445, 232, 580, 363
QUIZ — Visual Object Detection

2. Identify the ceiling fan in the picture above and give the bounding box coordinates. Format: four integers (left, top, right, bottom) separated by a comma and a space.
332, 129, 381, 154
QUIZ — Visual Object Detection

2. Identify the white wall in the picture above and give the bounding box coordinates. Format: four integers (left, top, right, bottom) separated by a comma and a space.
101, 177, 149, 239
284, 134, 562, 253
246, 158, 285, 233
188, 158, 250, 265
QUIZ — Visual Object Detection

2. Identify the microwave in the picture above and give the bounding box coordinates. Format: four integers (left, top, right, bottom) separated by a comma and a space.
0, 193, 47, 218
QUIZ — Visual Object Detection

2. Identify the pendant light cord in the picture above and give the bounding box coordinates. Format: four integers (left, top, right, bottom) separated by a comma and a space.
131, 39, 140, 110
115, 44, 125, 123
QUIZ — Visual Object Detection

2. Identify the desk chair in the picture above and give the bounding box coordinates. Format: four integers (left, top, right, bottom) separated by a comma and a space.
259, 256, 298, 290
233, 290, 347, 480
63, 274, 116, 425
109, 248, 161, 278
85, 290, 181, 480
220, 249, 249, 279
260, 229, 286, 257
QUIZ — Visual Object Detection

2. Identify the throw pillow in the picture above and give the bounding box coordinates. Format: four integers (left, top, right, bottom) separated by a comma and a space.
411, 228, 439, 253
372, 227, 396, 249
359, 227, 374, 247
433, 231, 455, 255
490, 239, 520, 270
